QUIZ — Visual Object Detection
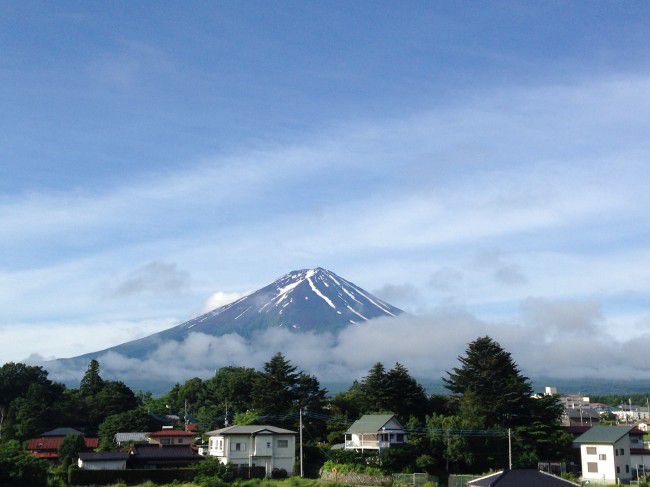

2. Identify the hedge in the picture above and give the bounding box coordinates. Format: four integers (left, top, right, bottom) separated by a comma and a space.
68, 468, 197, 485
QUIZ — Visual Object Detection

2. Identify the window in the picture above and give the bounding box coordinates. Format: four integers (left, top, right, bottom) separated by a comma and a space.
266, 442, 271, 448
396, 434, 405, 442
620, 448, 625, 455
617, 466, 620, 474
588, 463, 598, 473
615, 449, 619, 456
232, 442, 244, 452
599, 454, 606, 460
586, 447, 597, 455
278, 439, 289, 448
626, 465, 630, 473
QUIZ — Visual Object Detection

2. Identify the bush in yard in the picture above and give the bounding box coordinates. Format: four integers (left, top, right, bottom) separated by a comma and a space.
271, 468, 288, 479
193, 456, 235, 485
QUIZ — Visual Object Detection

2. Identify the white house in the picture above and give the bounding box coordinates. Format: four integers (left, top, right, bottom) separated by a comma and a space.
205, 425, 296, 477
78, 451, 129, 470
574, 425, 634, 483
344, 414, 407, 452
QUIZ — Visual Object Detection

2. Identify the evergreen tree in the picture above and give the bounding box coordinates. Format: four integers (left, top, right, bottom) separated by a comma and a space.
252, 353, 299, 416
443, 336, 532, 428
97, 408, 162, 450
384, 363, 429, 420
58, 433, 87, 468
359, 362, 389, 412
206, 366, 258, 413
79, 359, 104, 397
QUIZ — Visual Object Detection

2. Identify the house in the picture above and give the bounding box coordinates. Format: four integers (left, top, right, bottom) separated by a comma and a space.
344, 414, 407, 452
205, 425, 296, 477
26, 427, 98, 461
611, 404, 650, 423
115, 432, 149, 446
78, 451, 129, 470
147, 429, 195, 446
574, 425, 634, 483
468, 469, 580, 486
128, 444, 202, 469
562, 407, 601, 427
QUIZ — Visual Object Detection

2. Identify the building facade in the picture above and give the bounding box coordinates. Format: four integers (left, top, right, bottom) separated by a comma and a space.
205, 425, 296, 477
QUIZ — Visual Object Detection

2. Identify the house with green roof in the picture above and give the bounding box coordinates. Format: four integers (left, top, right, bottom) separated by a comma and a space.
344, 414, 407, 452
574, 425, 634, 483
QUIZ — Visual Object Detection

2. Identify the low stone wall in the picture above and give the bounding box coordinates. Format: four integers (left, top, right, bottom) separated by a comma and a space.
320, 469, 393, 486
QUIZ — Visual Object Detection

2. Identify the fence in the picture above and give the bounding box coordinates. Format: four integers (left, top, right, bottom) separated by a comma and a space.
447, 474, 480, 487
393, 473, 439, 486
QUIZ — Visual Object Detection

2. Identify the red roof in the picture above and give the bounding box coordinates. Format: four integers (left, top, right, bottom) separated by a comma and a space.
148, 430, 194, 437
26, 436, 98, 451
33, 452, 59, 459
185, 423, 198, 432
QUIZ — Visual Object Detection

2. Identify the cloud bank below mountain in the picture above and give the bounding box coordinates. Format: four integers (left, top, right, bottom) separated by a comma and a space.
44, 298, 649, 388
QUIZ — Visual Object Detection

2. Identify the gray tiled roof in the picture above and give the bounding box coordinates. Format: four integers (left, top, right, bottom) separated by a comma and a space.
468, 470, 580, 486
41, 427, 84, 437
79, 452, 129, 461
205, 425, 297, 436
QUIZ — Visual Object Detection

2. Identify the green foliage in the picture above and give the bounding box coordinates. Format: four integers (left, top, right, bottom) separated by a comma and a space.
97, 408, 163, 450
67, 468, 197, 485
234, 409, 262, 425
58, 433, 87, 468
349, 362, 429, 421
80, 359, 104, 396
322, 460, 383, 476
444, 336, 533, 428
0, 439, 49, 486
193, 456, 235, 485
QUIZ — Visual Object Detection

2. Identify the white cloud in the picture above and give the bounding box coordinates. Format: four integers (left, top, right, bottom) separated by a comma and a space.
0, 319, 176, 363
44, 300, 650, 386
202, 291, 248, 313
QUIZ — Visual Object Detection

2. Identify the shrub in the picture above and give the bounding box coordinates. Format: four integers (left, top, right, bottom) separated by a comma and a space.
0, 440, 49, 486
271, 468, 288, 479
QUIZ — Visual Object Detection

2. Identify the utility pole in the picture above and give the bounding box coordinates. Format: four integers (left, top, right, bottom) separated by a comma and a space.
299, 407, 304, 478
508, 428, 512, 470
224, 401, 229, 427
184, 399, 188, 429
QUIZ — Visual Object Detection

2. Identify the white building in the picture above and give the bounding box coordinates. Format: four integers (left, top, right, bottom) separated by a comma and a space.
344, 414, 408, 452
205, 425, 296, 477
78, 451, 128, 470
574, 425, 634, 483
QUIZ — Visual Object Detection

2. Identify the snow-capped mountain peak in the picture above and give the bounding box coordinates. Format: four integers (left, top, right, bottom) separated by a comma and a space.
72, 267, 403, 360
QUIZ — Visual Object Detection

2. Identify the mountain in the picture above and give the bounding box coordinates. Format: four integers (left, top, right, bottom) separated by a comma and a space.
71, 267, 403, 360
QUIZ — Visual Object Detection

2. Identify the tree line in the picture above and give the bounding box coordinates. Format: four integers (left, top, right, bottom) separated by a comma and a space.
1, 336, 576, 478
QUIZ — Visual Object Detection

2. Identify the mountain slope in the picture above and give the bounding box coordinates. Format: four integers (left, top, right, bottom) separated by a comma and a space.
73, 267, 403, 360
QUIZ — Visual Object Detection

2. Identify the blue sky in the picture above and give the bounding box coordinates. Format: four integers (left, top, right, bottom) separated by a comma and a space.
2, 2, 650, 375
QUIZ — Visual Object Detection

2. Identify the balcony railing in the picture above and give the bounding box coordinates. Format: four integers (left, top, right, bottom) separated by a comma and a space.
345, 440, 392, 449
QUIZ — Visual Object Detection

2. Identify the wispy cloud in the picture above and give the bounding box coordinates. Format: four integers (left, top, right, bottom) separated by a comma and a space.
2, 73, 650, 365
108, 261, 191, 298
